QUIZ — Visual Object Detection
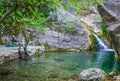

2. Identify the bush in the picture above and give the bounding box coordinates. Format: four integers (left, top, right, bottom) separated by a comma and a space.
100, 22, 109, 37
0, 39, 6, 45
63, 22, 77, 34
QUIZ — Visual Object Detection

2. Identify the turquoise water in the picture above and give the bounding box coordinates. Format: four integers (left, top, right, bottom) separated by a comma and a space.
0, 51, 120, 81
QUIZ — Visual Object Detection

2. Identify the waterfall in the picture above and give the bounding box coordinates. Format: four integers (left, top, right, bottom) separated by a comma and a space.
93, 34, 114, 51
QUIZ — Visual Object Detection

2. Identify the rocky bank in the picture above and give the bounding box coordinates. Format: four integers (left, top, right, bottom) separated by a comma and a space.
0, 46, 45, 63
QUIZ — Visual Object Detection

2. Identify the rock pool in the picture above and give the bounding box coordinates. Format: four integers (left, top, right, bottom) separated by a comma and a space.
0, 51, 120, 81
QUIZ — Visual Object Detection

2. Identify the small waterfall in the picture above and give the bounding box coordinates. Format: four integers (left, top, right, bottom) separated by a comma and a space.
93, 34, 114, 51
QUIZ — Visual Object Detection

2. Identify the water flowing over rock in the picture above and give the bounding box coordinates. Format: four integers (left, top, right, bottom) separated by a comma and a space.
97, 0, 120, 58
79, 68, 106, 81
93, 34, 108, 50
28, 8, 92, 52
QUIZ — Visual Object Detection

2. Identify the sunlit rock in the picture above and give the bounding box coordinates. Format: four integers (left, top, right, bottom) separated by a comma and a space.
79, 68, 106, 81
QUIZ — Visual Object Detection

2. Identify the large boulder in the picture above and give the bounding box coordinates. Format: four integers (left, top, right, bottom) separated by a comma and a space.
97, 0, 120, 58
79, 68, 106, 81
28, 8, 92, 52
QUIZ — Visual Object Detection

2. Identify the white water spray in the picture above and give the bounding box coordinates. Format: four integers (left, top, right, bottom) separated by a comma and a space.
93, 33, 114, 51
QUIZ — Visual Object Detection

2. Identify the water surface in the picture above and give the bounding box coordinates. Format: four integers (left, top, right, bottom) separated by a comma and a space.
0, 51, 119, 81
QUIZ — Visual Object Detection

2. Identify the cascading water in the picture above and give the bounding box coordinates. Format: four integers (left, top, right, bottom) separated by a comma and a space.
93, 34, 115, 69
93, 33, 114, 51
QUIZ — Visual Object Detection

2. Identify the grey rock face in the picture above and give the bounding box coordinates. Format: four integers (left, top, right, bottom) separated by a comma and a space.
28, 8, 92, 52
79, 68, 106, 81
29, 29, 91, 52
98, 0, 120, 58
104, 0, 120, 18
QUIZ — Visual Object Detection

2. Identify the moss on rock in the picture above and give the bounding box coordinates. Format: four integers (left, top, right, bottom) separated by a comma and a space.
88, 35, 97, 51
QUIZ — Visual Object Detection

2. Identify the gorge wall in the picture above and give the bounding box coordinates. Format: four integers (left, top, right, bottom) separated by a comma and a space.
98, 0, 120, 58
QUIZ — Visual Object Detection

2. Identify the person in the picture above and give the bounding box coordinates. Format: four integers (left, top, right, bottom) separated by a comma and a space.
22, 37, 26, 47
11, 35, 17, 44
22, 36, 29, 57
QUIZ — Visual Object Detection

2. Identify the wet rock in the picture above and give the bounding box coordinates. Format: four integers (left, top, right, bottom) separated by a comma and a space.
79, 68, 106, 81
53, 58, 64, 62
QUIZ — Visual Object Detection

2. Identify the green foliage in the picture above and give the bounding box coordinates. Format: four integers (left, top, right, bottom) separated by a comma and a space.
100, 22, 109, 37
0, 0, 104, 37
0, 39, 6, 45
63, 22, 77, 34
63, 0, 104, 15
94, 15, 102, 21
50, 20, 77, 34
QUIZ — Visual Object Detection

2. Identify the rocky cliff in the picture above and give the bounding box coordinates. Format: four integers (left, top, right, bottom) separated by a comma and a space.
98, 0, 120, 58
28, 8, 93, 52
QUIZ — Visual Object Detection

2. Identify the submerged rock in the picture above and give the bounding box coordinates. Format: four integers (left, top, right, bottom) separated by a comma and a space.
0, 68, 13, 76
53, 58, 64, 62
79, 68, 106, 81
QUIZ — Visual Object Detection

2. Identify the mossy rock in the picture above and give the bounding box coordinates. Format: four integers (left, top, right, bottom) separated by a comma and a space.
35, 41, 42, 46
33, 48, 42, 57
88, 35, 97, 51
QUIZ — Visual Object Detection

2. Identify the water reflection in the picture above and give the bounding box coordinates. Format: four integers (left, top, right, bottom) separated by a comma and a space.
113, 59, 120, 73
95, 51, 115, 72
